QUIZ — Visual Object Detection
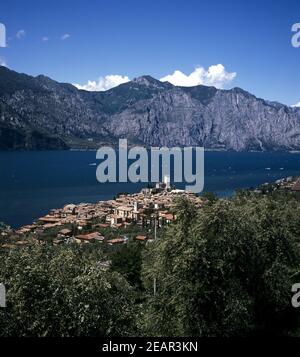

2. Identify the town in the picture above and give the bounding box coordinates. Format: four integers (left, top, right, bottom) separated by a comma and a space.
252, 176, 300, 194
0, 176, 203, 249
2, 175, 300, 250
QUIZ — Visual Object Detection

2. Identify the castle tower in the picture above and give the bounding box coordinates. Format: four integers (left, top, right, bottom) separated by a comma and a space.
164, 175, 171, 189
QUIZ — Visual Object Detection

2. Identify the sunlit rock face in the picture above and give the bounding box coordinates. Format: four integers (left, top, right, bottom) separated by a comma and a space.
1, 66, 300, 151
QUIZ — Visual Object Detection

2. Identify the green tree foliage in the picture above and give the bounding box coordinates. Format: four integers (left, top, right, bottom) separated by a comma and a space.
0, 245, 137, 337
110, 241, 144, 290
201, 191, 218, 204
142, 195, 300, 336
2, 193, 300, 337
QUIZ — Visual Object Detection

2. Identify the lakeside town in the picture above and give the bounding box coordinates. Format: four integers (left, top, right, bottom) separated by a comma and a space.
1, 174, 300, 251
0, 175, 204, 249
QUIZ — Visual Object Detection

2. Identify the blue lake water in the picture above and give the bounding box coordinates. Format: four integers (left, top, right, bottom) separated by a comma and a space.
1, 150, 300, 228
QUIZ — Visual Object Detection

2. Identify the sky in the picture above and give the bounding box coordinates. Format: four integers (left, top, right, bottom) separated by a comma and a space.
0, 0, 299, 106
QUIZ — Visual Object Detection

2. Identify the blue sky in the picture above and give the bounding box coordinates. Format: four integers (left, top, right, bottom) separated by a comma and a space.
0, 0, 299, 105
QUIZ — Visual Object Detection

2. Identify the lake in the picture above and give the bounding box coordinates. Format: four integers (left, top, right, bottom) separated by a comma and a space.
1, 150, 300, 228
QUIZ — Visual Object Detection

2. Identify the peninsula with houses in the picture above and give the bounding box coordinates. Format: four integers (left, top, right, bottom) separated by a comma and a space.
0, 176, 203, 250
2, 175, 300, 251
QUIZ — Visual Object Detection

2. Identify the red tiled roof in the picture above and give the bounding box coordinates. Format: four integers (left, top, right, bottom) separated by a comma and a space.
76, 232, 103, 241
39, 216, 61, 223
107, 238, 125, 244
59, 228, 72, 235
135, 235, 147, 241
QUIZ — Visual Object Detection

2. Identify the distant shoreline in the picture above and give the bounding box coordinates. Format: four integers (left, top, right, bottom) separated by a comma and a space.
1, 147, 300, 153
1, 150, 300, 229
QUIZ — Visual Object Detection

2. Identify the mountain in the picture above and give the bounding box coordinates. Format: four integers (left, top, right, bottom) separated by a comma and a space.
0, 65, 300, 151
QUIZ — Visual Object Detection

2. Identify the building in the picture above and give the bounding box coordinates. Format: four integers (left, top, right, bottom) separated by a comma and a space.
292, 178, 300, 191
110, 215, 123, 227
75, 232, 104, 244
164, 175, 171, 189
58, 228, 72, 238
107, 238, 126, 245
135, 235, 147, 242
114, 206, 134, 220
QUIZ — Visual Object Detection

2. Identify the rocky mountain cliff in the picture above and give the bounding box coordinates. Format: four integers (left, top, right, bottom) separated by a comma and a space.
0, 65, 299, 151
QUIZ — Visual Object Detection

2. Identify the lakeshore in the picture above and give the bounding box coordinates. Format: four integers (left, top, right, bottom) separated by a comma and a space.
2, 150, 300, 229
0, 181, 204, 249
2, 174, 300, 250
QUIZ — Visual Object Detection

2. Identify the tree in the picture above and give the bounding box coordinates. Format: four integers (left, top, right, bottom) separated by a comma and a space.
0, 245, 137, 336
142, 196, 300, 336
110, 241, 144, 290
201, 191, 218, 204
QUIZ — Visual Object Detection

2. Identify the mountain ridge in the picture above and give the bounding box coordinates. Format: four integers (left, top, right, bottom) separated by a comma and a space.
0, 66, 299, 151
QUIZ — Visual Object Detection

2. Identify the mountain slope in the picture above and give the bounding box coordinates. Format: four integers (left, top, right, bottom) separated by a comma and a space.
0, 65, 299, 151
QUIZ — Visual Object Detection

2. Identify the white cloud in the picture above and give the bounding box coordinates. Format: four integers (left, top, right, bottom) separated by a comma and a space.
292, 102, 300, 108
73, 74, 130, 91
160, 64, 236, 89
72, 64, 236, 92
61, 33, 70, 40
0, 57, 7, 67
42, 36, 49, 42
16, 29, 26, 39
